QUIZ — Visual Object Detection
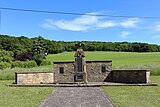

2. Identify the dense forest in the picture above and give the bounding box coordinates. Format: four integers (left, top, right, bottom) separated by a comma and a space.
1, 34, 160, 55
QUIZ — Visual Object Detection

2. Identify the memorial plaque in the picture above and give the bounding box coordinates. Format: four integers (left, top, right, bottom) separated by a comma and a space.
76, 74, 83, 80
77, 57, 83, 72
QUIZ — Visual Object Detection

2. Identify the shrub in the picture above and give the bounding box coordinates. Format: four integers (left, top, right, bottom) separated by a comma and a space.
0, 57, 3, 62
0, 50, 13, 63
2, 56, 12, 63
16, 52, 33, 61
33, 54, 45, 66
11, 61, 23, 68
0, 50, 14, 57
40, 60, 51, 66
22, 60, 37, 68
0, 62, 11, 69
11, 60, 37, 68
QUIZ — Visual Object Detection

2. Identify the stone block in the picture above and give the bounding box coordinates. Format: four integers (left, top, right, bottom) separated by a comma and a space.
16, 72, 54, 84
105, 70, 150, 83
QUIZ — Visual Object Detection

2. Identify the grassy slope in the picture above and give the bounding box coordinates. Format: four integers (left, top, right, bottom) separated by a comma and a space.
46, 52, 160, 66
102, 76, 160, 107
0, 80, 54, 107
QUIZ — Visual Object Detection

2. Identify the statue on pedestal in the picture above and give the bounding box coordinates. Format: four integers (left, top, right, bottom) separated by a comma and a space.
74, 42, 87, 83
74, 42, 85, 58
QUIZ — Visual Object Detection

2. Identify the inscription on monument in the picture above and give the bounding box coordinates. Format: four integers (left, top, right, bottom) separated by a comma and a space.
77, 57, 83, 72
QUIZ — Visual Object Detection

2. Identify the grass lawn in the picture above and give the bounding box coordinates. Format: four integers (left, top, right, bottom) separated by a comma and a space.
0, 80, 55, 107
102, 76, 160, 107
46, 51, 160, 66
0, 65, 53, 80
46, 52, 160, 76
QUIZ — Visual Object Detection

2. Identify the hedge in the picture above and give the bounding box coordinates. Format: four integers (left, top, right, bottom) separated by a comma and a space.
0, 50, 14, 57
23, 60, 37, 68
0, 56, 12, 63
40, 60, 51, 66
11, 60, 37, 68
0, 62, 11, 69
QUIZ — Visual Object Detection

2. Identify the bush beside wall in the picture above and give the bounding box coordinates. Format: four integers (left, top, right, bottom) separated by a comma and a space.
0, 62, 11, 69
40, 60, 51, 66
11, 60, 37, 68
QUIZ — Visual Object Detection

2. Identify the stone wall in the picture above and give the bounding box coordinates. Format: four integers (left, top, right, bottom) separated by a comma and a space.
105, 70, 150, 83
53, 61, 150, 83
86, 61, 112, 82
16, 72, 54, 84
54, 61, 75, 83
54, 60, 112, 83
15, 59, 150, 84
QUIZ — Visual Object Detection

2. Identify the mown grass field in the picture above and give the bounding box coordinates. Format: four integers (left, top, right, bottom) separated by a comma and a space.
47, 51, 160, 66
47, 51, 160, 75
0, 51, 160, 107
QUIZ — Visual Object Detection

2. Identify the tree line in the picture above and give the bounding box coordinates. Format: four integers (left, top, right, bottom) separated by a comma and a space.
1, 35, 160, 56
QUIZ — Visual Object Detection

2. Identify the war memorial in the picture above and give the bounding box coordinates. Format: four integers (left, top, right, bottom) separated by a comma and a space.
14, 42, 151, 86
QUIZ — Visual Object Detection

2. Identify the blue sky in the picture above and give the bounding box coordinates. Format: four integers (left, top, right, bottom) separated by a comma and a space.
1, 0, 160, 44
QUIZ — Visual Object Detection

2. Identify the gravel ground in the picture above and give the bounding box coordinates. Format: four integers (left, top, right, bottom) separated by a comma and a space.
39, 87, 114, 107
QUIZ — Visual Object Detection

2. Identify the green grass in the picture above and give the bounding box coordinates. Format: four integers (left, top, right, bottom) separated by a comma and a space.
102, 76, 160, 107
0, 52, 160, 106
0, 78, 159, 107
46, 51, 160, 76
1, 51, 160, 80
0, 65, 53, 80
113, 64, 160, 76
0, 80, 55, 107
46, 51, 160, 66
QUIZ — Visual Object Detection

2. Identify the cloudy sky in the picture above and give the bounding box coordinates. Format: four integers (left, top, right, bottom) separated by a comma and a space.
1, 0, 160, 44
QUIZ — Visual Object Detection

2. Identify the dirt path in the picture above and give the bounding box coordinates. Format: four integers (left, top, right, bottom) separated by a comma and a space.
39, 87, 114, 107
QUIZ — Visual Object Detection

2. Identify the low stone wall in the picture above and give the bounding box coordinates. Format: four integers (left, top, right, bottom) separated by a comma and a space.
54, 61, 75, 83
15, 72, 54, 84
86, 60, 112, 82
54, 60, 112, 83
105, 70, 150, 83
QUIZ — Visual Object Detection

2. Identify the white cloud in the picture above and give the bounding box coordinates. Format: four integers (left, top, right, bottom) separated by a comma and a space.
153, 22, 160, 31
120, 18, 140, 28
54, 20, 90, 31
41, 19, 56, 29
152, 35, 160, 39
41, 13, 117, 31
41, 13, 141, 31
97, 21, 117, 28
73, 13, 99, 25
120, 31, 131, 39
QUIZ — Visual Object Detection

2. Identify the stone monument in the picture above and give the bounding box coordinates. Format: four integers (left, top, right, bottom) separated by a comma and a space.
74, 42, 88, 83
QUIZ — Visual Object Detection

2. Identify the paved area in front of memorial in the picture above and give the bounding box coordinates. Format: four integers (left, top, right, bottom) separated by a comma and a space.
39, 87, 114, 107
